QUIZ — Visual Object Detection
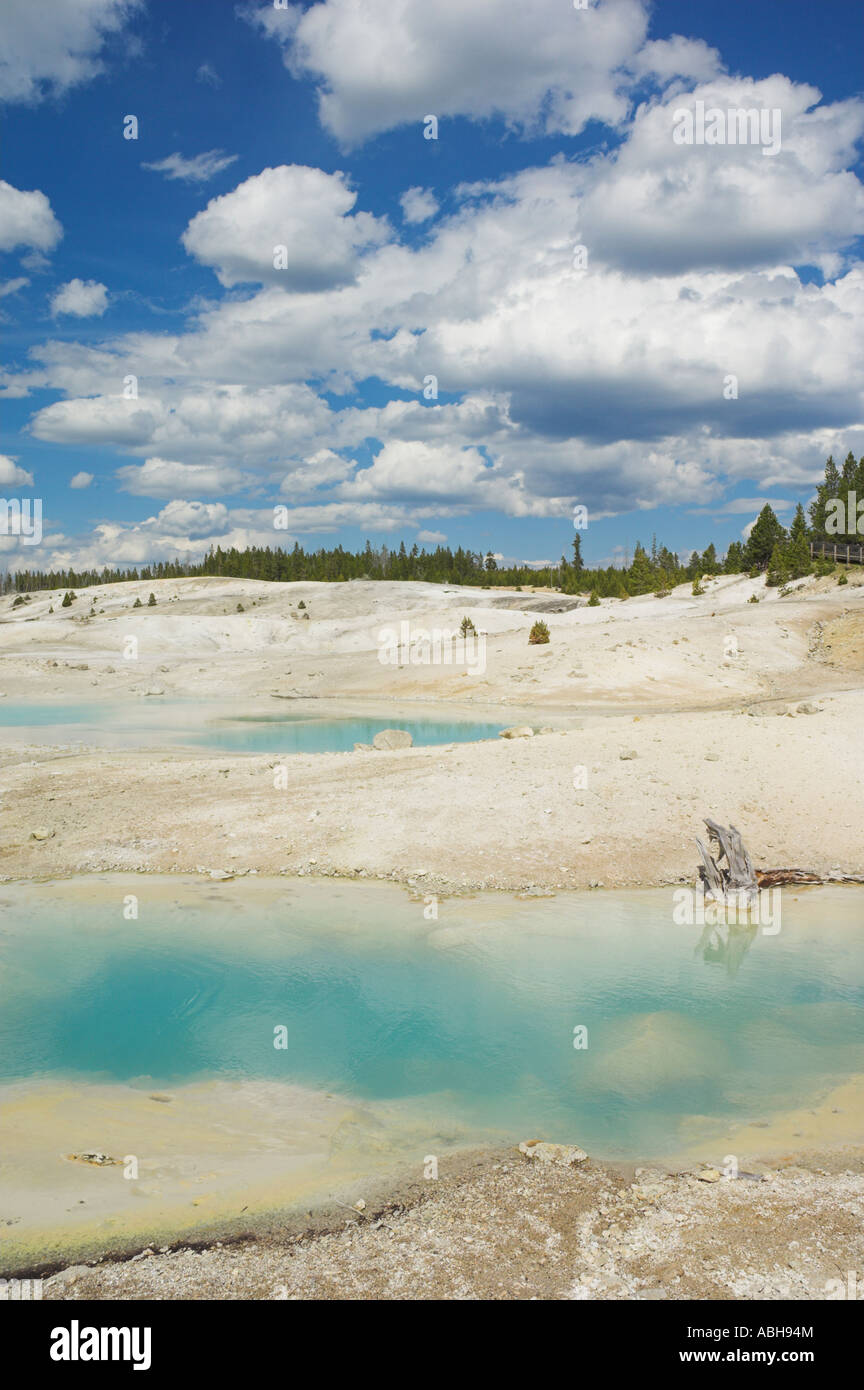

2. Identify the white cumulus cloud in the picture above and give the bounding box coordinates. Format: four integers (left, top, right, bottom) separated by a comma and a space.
50, 278, 109, 318
399, 187, 439, 224
115, 457, 258, 499
0, 0, 141, 104
0, 180, 62, 252
181, 165, 391, 289
245, 0, 721, 146
0, 454, 34, 487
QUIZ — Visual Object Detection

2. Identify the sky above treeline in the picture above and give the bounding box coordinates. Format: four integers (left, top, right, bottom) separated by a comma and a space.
1, 0, 862, 574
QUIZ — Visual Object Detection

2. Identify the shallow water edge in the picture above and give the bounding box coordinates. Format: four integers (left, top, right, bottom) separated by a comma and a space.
1, 874, 862, 1275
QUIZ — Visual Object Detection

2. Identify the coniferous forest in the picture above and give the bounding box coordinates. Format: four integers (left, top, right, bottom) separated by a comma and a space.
2, 455, 859, 599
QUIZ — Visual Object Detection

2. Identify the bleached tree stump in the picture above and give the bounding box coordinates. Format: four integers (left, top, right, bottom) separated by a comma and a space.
695, 819, 864, 896
695, 818, 759, 904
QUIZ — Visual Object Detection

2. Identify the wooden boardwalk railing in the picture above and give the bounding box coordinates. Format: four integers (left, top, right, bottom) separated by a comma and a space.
809, 541, 864, 565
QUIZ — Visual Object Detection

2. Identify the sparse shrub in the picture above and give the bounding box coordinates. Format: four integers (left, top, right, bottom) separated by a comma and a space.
692, 578, 705, 596
236, 602, 245, 612
588, 590, 600, 607
748, 594, 760, 603
460, 615, 477, 638
11, 595, 25, 608
529, 620, 550, 645
838, 571, 848, 585
297, 600, 306, 610
133, 597, 143, 608
147, 592, 157, 606
654, 589, 671, 599
61, 591, 76, 608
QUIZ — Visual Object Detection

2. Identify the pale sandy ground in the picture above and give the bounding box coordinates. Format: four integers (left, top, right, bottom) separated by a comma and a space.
0, 567, 863, 891
2, 567, 863, 1298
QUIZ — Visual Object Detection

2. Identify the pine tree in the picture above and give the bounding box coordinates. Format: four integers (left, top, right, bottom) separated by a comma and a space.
786, 526, 811, 579
783, 503, 811, 578
841, 450, 857, 490
810, 455, 842, 537
790, 502, 807, 542
628, 543, 655, 595
724, 541, 744, 573
745, 505, 785, 569
766, 539, 790, 587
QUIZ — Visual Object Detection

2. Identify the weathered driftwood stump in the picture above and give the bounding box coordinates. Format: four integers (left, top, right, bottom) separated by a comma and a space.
696, 818, 864, 896
695, 818, 758, 904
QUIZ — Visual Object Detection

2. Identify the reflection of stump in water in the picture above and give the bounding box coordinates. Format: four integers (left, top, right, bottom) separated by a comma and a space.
695, 920, 758, 977
691, 817, 864, 974
693, 821, 763, 976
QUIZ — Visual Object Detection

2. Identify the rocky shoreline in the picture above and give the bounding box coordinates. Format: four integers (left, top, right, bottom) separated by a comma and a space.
40, 1143, 864, 1301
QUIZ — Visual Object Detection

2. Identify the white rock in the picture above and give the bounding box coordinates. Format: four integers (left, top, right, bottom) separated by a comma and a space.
519, 1140, 588, 1166
372, 728, 413, 750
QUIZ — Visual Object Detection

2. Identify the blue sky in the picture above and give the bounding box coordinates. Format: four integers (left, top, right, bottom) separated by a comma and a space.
1, 0, 862, 573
